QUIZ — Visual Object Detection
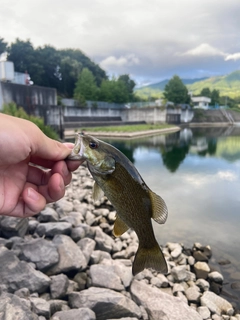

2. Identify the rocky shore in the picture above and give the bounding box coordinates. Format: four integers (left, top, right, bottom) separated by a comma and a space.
0, 165, 239, 320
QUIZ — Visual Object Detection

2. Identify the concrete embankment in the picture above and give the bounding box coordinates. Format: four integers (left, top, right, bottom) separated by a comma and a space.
64, 126, 181, 139
190, 109, 240, 127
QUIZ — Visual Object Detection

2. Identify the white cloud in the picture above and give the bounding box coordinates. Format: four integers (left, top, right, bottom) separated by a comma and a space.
182, 43, 226, 57
100, 54, 140, 71
1, 0, 240, 83
217, 170, 238, 181
225, 52, 240, 61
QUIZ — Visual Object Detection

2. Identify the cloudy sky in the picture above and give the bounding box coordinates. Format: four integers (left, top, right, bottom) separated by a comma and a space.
1, 0, 240, 86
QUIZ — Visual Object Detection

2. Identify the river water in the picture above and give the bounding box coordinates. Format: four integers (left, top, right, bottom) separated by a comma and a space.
101, 126, 240, 307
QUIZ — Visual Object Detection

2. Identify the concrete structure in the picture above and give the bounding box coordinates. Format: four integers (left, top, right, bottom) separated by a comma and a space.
0, 81, 57, 110
191, 96, 211, 109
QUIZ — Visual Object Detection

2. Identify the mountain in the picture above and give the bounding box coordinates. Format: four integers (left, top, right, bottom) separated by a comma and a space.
135, 71, 240, 99
187, 70, 240, 98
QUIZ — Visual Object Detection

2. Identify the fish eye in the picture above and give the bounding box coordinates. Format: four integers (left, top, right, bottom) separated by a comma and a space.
89, 141, 98, 149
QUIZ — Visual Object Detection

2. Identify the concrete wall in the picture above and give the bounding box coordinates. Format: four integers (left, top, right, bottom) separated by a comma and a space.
63, 106, 167, 124
0, 81, 57, 110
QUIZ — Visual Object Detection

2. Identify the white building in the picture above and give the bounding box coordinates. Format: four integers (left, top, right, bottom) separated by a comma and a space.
191, 96, 211, 109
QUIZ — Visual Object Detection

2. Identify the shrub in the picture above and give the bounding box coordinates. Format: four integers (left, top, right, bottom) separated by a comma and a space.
1, 102, 59, 140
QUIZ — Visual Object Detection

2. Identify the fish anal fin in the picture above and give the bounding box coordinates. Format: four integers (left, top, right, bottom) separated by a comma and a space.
132, 242, 168, 276
149, 191, 168, 224
92, 182, 104, 201
113, 214, 129, 237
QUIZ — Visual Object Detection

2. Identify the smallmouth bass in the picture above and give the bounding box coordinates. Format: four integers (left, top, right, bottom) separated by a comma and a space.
68, 133, 168, 275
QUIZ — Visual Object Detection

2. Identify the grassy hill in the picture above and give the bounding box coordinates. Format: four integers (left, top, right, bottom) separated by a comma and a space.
135, 71, 240, 100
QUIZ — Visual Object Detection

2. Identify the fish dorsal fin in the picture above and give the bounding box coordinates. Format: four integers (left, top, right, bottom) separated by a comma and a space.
92, 182, 104, 201
113, 214, 129, 237
149, 191, 168, 224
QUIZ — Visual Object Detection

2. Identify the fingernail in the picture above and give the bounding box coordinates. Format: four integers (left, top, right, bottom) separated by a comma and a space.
27, 188, 40, 201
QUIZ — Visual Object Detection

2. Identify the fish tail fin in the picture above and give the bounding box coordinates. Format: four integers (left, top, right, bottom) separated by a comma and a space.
132, 242, 168, 276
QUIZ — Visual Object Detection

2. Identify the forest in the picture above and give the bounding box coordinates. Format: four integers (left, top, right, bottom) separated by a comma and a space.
0, 37, 138, 104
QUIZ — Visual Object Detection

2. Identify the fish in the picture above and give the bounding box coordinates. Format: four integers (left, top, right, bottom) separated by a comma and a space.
68, 132, 168, 275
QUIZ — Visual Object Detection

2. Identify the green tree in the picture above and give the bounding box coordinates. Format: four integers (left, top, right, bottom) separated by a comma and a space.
118, 74, 136, 101
58, 56, 82, 97
99, 77, 130, 103
7, 38, 107, 97
35, 45, 62, 89
74, 68, 99, 105
0, 37, 7, 55
7, 38, 44, 84
211, 89, 220, 106
163, 75, 190, 104
200, 87, 211, 98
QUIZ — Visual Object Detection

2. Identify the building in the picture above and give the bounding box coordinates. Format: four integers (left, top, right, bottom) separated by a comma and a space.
0, 60, 57, 110
191, 96, 211, 109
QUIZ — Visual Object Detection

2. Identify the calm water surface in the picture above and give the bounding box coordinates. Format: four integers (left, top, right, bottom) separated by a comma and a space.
103, 126, 240, 306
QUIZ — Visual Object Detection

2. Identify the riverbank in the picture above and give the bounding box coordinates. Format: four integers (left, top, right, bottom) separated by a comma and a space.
0, 165, 239, 319
64, 125, 180, 139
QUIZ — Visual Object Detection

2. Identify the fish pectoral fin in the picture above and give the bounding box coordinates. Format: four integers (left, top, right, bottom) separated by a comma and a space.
92, 182, 104, 201
149, 191, 168, 224
113, 214, 129, 237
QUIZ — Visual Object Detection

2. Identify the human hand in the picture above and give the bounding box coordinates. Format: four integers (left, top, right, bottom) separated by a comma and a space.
0, 114, 83, 217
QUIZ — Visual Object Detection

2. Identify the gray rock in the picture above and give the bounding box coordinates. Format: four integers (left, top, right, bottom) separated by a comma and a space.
36, 222, 72, 237
193, 250, 209, 262
185, 286, 201, 303
46, 235, 87, 275
13, 238, 59, 271
171, 265, 188, 282
171, 244, 182, 259
60, 211, 84, 226
77, 237, 96, 264
71, 226, 86, 241
194, 261, 210, 279
14, 287, 30, 299
0, 216, 28, 238
93, 208, 110, 217
78, 223, 96, 239
28, 219, 39, 234
50, 274, 69, 299
108, 318, 139, 320
197, 306, 211, 319
208, 271, 224, 283
0, 247, 50, 293
172, 283, 185, 295
90, 264, 124, 291
68, 287, 141, 320
200, 291, 234, 316
55, 199, 74, 213
85, 211, 96, 225
0, 293, 38, 320
94, 227, 114, 252
90, 250, 112, 264
188, 256, 195, 266
38, 207, 59, 222
73, 272, 88, 290
30, 297, 50, 318
99, 258, 133, 288
49, 299, 69, 315
196, 278, 210, 292
52, 308, 96, 320
130, 279, 202, 320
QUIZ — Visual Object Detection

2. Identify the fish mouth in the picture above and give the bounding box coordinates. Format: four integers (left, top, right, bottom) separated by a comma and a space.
68, 133, 86, 160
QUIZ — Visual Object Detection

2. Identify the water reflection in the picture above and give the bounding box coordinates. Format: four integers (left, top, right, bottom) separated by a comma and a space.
106, 126, 240, 172
104, 127, 240, 307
